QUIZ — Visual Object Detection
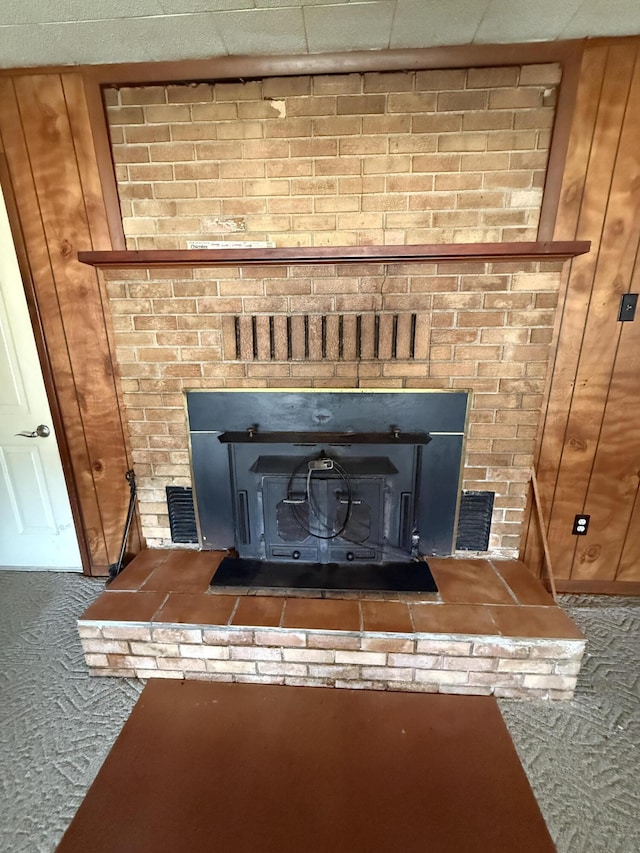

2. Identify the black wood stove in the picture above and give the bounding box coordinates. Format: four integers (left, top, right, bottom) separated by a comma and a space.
186, 390, 468, 592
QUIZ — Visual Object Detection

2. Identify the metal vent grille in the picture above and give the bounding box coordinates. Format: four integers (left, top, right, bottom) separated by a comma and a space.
455, 491, 495, 552
222, 313, 428, 361
166, 486, 198, 544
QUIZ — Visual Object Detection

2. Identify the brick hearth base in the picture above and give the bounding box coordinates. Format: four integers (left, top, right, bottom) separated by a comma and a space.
78, 551, 585, 700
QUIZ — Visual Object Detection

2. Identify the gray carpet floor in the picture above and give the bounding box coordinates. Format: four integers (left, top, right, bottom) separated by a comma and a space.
0, 571, 638, 853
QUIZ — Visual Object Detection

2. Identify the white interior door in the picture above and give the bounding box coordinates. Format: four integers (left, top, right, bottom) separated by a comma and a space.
0, 186, 82, 571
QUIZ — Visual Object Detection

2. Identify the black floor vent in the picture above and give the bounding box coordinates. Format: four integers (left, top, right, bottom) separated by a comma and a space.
166, 486, 198, 544
455, 491, 495, 551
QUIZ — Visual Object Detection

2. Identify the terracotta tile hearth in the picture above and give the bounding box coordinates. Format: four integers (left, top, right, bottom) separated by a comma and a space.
78, 550, 585, 700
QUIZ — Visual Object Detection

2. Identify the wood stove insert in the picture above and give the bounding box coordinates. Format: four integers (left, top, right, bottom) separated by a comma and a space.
187, 390, 469, 593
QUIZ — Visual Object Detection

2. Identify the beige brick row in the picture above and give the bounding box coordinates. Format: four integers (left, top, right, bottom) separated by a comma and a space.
81, 625, 582, 656
107, 68, 560, 106
108, 69, 556, 249
82, 633, 582, 699
86, 664, 516, 696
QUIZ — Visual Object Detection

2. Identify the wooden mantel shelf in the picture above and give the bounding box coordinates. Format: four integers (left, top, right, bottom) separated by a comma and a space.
78, 241, 590, 269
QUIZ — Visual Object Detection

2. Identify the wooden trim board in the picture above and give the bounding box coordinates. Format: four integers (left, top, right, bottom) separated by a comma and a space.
78, 241, 591, 270
0, 40, 584, 83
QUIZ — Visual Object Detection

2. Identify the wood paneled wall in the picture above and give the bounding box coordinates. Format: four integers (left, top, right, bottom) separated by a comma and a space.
523, 41, 640, 592
0, 41, 638, 589
0, 73, 140, 575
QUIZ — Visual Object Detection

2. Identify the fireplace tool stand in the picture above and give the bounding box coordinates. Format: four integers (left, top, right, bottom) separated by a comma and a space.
106, 469, 137, 584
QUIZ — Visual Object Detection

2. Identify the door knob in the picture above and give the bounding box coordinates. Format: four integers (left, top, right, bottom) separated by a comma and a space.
16, 424, 51, 438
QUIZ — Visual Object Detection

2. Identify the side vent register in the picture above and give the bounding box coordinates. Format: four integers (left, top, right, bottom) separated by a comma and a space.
166, 486, 198, 544
166, 487, 494, 551
455, 491, 495, 552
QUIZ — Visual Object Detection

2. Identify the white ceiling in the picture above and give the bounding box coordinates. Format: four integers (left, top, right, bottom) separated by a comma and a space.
0, 0, 639, 68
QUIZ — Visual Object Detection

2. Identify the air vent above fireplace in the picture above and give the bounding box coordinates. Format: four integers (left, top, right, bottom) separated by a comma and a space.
224, 313, 429, 362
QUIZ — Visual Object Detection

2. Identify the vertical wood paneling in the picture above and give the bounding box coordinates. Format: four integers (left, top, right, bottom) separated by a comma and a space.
617, 486, 640, 581
62, 72, 143, 556
0, 72, 139, 573
0, 77, 108, 568
576, 312, 640, 578
61, 74, 114, 250
548, 49, 640, 575
524, 40, 640, 588
0, 48, 637, 586
524, 45, 610, 574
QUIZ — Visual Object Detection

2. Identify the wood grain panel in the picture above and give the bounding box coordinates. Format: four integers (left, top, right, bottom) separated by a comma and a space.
617, 485, 640, 581
63, 73, 143, 557
14, 74, 136, 570
62, 74, 114, 251
524, 45, 611, 576
576, 310, 640, 579
531, 44, 637, 577
551, 45, 611, 241
524, 40, 640, 589
552, 49, 640, 580
78, 242, 590, 269
1, 46, 637, 587
585, 229, 640, 582
0, 77, 109, 568
0, 73, 140, 574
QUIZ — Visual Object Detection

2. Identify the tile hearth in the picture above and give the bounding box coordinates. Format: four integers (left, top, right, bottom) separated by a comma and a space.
78, 551, 585, 700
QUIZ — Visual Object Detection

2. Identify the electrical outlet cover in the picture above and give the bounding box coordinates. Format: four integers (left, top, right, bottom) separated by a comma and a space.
572, 514, 590, 535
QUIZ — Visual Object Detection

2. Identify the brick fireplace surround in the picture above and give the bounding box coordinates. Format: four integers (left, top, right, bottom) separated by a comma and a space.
84, 63, 589, 698
104, 64, 565, 557
79, 551, 585, 700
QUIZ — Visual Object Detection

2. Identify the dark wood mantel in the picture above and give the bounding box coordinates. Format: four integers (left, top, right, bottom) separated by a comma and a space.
78, 241, 590, 270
